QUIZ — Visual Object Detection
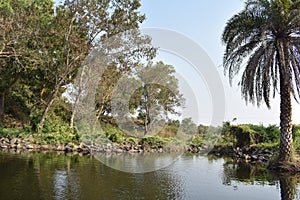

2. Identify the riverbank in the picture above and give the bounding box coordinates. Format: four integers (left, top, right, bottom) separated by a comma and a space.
0, 135, 185, 155
0, 135, 277, 164
187, 144, 276, 165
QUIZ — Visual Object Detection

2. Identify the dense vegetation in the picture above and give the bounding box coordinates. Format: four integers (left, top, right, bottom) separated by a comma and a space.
1, 0, 300, 174
0, 0, 184, 146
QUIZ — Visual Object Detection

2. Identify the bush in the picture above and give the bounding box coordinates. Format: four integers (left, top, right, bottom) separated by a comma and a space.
139, 136, 167, 147
292, 124, 300, 151
0, 126, 23, 138
189, 135, 204, 147
230, 125, 255, 147
103, 127, 125, 143
225, 124, 280, 147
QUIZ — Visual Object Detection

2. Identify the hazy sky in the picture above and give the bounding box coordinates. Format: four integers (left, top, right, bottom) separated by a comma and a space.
139, 0, 300, 125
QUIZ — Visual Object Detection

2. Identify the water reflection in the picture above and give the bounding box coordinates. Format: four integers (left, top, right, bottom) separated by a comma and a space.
279, 175, 300, 200
2, 151, 300, 200
94, 151, 182, 173
0, 152, 183, 200
222, 160, 300, 200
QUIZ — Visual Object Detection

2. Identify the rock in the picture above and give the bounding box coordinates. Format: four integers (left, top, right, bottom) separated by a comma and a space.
115, 148, 123, 153
104, 148, 112, 153
26, 144, 34, 149
64, 146, 73, 153
16, 143, 22, 149
138, 149, 143, 153
106, 143, 112, 148
263, 149, 271, 154
0, 144, 8, 148
72, 145, 79, 151
3, 138, 9, 144
251, 155, 258, 160
10, 138, 18, 145
56, 144, 65, 151
163, 146, 171, 152
244, 154, 251, 160
79, 143, 85, 148
76, 147, 83, 152
26, 135, 35, 143
41, 144, 50, 150
129, 149, 138, 153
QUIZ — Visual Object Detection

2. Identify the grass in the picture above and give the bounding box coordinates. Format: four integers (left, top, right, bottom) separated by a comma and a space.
0, 126, 27, 138
253, 142, 279, 150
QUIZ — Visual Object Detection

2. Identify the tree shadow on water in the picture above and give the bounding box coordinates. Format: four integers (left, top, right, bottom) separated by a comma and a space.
222, 160, 300, 200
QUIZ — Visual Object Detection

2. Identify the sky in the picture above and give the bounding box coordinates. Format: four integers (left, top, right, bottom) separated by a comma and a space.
139, 0, 300, 126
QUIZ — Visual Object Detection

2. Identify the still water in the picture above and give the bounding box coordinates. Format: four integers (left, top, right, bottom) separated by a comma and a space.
0, 151, 299, 200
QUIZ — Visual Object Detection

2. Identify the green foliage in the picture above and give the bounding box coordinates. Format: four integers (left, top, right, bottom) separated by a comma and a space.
139, 136, 168, 147
220, 124, 281, 147
181, 117, 198, 135
0, 126, 23, 138
103, 127, 125, 143
157, 121, 180, 138
189, 135, 204, 147
292, 125, 300, 152
254, 142, 279, 150
35, 121, 78, 145
128, 61, 184, 134
222, 0, 300, 107
33, 100, 78, 144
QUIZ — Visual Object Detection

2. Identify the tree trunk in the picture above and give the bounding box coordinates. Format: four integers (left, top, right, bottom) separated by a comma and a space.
143, 84, 150, 135
70, 89, 81, 129
277, 39, 293, 162
279, 80, 293, 162
280, 176, 296, 200
0, 92, 4, 124
39, 88, 59, 128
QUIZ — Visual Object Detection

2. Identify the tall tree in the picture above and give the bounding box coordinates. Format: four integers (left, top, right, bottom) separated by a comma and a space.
181, 117, 198, 135
0, 0, 54, 124
38, 0, 150, 127
129, 61, 184, 135
222, 0, 300, 164
73, 30, 155, 129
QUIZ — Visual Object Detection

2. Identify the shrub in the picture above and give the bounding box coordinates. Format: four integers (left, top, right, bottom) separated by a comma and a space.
189, 135, 204, 147
139, 136, 167, 147
230, 125, 255, 147
103, 127, 125, 143
292, 124, 300, 151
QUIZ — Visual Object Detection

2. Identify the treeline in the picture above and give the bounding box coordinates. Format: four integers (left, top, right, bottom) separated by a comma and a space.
188, 122, 300, 152
0, 0, 185, 137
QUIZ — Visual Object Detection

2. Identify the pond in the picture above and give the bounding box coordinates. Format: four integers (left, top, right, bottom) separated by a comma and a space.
0, 151, 299, 200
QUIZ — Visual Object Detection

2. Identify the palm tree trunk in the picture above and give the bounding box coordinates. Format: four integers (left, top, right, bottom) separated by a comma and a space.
280, 176, 297, 200
278, 39, 293, 162
279, 79, 293, 162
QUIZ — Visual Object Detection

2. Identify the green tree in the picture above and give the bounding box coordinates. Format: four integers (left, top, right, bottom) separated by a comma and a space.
0, 0, 54, 125
95, 64, 121, 124
79, 31, 156, 128
38, 0, 151, 128
181, 117, 198, 135
129, 61, 184, 135
222, 0, 300, 164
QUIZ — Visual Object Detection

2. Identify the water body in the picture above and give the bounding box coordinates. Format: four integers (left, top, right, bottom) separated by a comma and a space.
0, 151, 299, 200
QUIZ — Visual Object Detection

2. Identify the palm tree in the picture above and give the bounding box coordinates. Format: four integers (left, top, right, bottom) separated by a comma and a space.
222, 0, 300, 164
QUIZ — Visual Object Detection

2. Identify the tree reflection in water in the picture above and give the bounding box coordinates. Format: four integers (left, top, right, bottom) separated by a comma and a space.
222, 160, 300, 200
0, 152, 183, 200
